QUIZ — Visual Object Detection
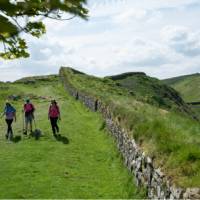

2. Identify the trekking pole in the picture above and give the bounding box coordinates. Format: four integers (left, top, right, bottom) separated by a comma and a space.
33, 117, 37, 129
0, 115, 4, 141
22, 110, 25, 134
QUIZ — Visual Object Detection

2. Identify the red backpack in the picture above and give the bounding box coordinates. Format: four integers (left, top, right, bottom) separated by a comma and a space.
49, 105, 60, 118
24, 103, 34, 113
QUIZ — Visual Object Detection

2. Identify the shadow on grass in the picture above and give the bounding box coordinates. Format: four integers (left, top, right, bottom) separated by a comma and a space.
56, 134, 69, 144
12, 135, 22, 143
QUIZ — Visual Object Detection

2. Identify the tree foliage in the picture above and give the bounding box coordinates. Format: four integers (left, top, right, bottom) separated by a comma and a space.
0, 0, 88, 59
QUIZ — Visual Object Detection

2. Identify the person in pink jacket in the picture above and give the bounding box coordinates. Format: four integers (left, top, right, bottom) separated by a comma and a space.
48, 100, 61, 137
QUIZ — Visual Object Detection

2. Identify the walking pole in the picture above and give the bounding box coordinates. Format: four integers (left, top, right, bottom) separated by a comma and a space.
0, 115, 4, 141
22, 110, 24, 134
33, 117, 37, 130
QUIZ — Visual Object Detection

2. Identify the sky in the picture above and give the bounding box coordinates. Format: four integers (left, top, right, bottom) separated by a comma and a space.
0, 0, 200, 81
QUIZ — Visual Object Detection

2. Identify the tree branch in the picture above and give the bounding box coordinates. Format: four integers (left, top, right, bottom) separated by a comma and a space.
0, 35, 7, 52
11, 17, 26, 32
3, 40, 7, 53
37, 13, 77, 21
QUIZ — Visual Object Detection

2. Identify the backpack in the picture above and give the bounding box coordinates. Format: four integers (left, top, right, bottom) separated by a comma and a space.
49, 105, 59, 118
24, 103, 34, 114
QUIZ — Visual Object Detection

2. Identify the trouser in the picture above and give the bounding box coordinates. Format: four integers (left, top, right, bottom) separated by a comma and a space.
25, 113, 33, 133
5, 119, 13, 137
50, 117, 59, 134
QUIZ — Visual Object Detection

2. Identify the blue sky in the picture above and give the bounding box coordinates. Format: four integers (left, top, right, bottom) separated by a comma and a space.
0, 0, 200, 81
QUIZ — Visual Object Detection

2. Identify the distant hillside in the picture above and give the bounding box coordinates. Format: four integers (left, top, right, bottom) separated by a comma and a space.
15, 75, 58, 84
163, 73, 200, 102
107, 72, 196, 119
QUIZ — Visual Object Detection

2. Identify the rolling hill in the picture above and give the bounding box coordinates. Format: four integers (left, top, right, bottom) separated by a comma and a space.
163, 73, 200, 102
163, 73, 200, 118
107, 72, 198, 120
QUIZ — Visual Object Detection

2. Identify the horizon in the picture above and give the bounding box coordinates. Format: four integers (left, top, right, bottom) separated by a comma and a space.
1, 0, 200, 81
1, 66, 199, 83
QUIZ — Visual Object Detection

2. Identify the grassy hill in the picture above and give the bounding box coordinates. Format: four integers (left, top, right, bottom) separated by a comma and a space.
60, 67, 200, 188
0, 76, 144, 198
163, 73, 200, 118
163, 73, 200, 102
107, 72, 196, 118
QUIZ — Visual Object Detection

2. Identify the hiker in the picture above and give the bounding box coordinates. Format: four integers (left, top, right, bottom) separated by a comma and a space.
48, 100, 61, 137
23, 99, 35, 135
1, 101, 16, 140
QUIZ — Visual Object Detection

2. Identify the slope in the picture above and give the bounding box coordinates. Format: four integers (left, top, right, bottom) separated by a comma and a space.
0, 76, 144, 199
60, 67, 200, 188
107, 72, 196, 118
163, 73, 200, 118
163, 73, 200, 102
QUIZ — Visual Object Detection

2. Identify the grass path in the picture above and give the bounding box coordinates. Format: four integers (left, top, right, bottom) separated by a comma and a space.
0, 81, 144, 199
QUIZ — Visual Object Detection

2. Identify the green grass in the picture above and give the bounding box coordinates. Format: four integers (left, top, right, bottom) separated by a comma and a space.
60, 67, 200, 188
163, 73, 200, 119
131, 109, 200, 186
110, 99, 200, 187
60, 67, 196, 119
163, 73, 200, 102
0, 78, 145, 199
109, 72, 187, 111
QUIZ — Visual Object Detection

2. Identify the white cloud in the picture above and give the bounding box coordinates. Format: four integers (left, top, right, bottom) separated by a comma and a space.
161, 26, 189, 42
161, 25, 200, 57
113, 8, 148, 24
0, 0, 200, 81
40, 48, 52, 57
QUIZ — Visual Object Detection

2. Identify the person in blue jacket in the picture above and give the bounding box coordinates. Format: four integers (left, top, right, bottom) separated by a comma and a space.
1, 101, 16, 140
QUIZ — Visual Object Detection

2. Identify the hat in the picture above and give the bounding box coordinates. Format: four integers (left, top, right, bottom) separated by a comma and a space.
51, 99, 57, 104
5, 100, 11, 106
25, 98, 30, 103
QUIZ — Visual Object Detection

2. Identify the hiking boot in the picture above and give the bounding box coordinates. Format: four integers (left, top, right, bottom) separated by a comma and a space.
29, 130, 34, 137
9, 134, 13, 141
5, 134, 8, 140
53, 133, 57, 138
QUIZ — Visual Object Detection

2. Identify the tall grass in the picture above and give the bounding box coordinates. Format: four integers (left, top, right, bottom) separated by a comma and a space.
163, 73, 200, 102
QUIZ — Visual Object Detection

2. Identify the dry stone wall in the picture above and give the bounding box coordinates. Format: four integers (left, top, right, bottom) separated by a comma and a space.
60, 72, 200, 199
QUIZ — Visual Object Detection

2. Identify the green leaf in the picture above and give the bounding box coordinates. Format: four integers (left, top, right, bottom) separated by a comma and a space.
0, 0, 88, 60
26, 21, 46, 37
0, 37, 29, 59
0, 15, 18, 37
